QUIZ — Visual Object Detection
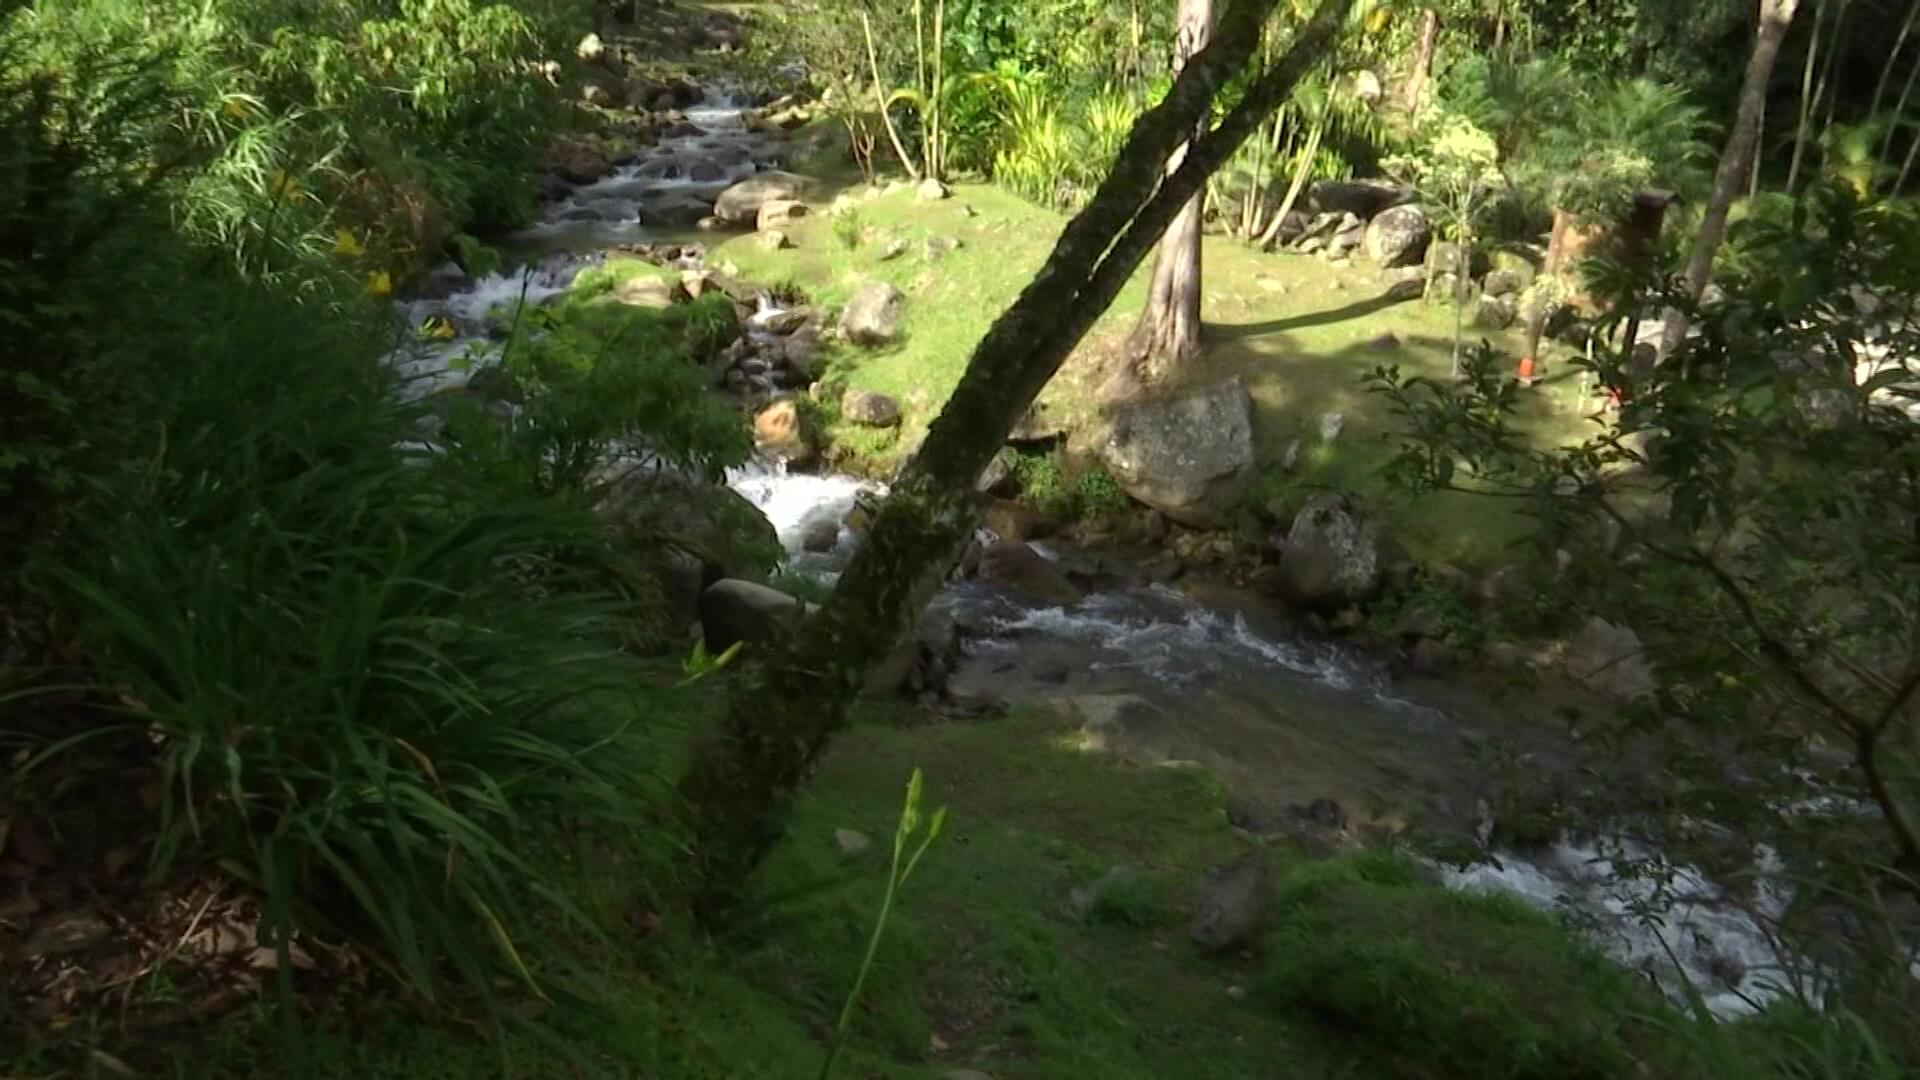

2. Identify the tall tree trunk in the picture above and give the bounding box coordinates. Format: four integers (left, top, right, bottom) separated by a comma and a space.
1128, 0, 1215, 381
676, 0, 1356, 922
1403, 8, 1439, 110
1787, 0, 1828, 192
1660, 0, 1801, 359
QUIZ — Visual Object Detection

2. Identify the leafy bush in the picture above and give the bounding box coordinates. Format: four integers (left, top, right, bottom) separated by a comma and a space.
1259, 852, 1662, 1080
451, 286, 751, 493
40, 275, 661, 1008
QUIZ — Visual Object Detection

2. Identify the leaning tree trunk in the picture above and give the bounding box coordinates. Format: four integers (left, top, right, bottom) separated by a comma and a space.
1128, 0, 1215, 381
1403, 8, 1439, 110
1660, 0, 1800, 360
677, 0, 1356, 922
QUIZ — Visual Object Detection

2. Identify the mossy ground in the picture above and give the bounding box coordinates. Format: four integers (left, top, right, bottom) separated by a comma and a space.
87, 678, 1710, 1080
716, 173, 1600, 570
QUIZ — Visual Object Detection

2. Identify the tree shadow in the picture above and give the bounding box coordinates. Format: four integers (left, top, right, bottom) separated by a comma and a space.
1210, 290, 1413, 341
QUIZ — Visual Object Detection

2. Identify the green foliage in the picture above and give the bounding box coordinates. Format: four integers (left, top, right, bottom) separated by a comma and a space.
35, 274, 661, 1011
1366, 184, 1920, 1041
1006, 448, 1130, 521
990, 79, 1141, 209
820, 768, 947, 1079
833, 207, 865, 250
449, 289, 751, 494
1078, 867, 1175, 928
1260, 852, 1660, 1079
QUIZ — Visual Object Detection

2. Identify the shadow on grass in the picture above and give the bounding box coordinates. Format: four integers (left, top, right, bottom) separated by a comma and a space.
1211, 290, 1412, 340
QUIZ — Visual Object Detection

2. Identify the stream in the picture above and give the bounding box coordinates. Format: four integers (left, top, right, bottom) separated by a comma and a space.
388, 87, 1807, 1018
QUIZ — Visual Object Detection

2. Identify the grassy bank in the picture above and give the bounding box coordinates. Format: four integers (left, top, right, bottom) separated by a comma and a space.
715, 175, 1598, 569
40, 687, 1732, 1080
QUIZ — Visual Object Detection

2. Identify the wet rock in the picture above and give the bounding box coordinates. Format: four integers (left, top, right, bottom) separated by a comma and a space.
757, 198, 808, 231
978, 540, 1083, 607
981, 500, 1048, 542
1098, 378, 1255, 527
753, 399, 813, 463
699, 579, 808, 653
1293, 797, 1348, 830
1364, 204, 1431, 268
1276, 493, 1380, 609
714, 170, 809, 225
761, 305, 813, 335
841, 389, 902, 427
800, 510, 841, 553
1189, 851, 1273, 951
1566, 616, 1657, 701
543, 137, 613, 185
638, 191, 715, 228
839, 281, 905, 346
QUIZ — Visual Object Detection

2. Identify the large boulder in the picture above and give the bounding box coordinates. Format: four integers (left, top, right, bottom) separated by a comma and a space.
978, 540, 1084, 607
841, 389, 901, 427
713, 170, 809, 225
599, 471, 781, 588
1364, 204, 1431, 268
1098, 378, 1255, 526
1189, 851, 1274, 951
757, 199, 808, 232
1275, 493, 1380, 609
1566, 617, 1657, 702
839, 282, 905, 346
699, 579, 809, 653
1307, 179, 1413, 220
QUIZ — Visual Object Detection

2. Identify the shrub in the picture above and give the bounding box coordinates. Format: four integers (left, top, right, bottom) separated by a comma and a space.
40, 278, 661, 1009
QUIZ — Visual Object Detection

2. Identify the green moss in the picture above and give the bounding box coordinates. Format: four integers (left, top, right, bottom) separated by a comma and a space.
1259, 851, 1673, 1080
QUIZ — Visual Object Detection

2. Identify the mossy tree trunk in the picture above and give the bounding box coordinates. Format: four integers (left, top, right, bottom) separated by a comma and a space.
678, 0, 1357, 922
1128, 0, 1214, 381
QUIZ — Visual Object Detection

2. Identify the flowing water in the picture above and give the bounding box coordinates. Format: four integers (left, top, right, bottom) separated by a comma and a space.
384, 84, 1811, 1015
728, 459, 1816, 1015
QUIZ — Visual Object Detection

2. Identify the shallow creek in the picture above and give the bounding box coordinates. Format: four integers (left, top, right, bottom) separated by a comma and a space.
385, 86, 1806, 1017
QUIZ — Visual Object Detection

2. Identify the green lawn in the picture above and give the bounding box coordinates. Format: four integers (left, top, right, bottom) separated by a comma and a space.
715, 176, 1603, 570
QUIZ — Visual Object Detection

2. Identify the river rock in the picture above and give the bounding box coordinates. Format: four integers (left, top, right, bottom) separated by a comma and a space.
699, 579, 809, 653
1071, 694, 1176, 764
714, 170, 809, 225
639, 191, 716, 228
839, 281, 905, 346
757, 199, 808, 231
600, 470, 780, 595
841, 389, 901, 427
799, 506, 841, 553
1098, 378, 1255, 527
1308, 178, 1412, 220
612, 275, 679, 309
780, 327, 823, 378
1364, 204, 1431, 268
1566, 616, 1657, 702
753, 399, 813, 463
1482, 268, 1526, 298
1275, 493, 1380, 609
1474, 295, 1517, 330
865, 607, 965, 698
982, 500, 1048, 542
762, 305, 813, 335
1189, 851, 1273, 951
978, 539, 1083, 607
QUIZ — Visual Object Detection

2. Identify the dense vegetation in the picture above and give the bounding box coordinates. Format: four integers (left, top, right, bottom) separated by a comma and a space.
5, 0, 1920, 1076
